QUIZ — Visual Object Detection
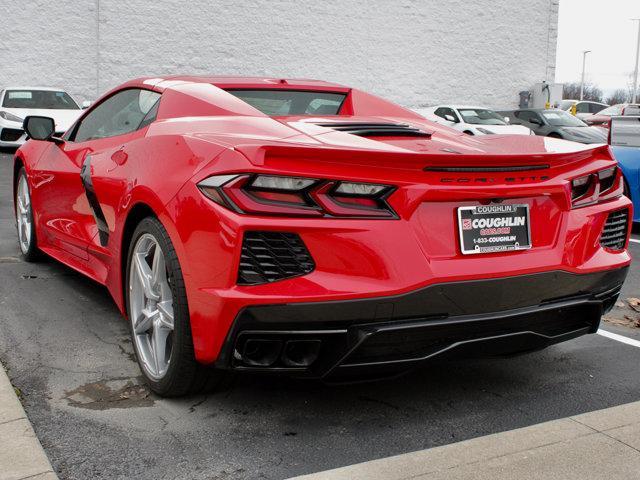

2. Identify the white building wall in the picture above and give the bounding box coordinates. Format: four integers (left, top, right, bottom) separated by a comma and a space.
0, 0, 559, 109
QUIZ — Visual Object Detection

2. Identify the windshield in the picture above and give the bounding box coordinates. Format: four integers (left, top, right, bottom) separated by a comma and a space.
226, 89, 346, 116
597, 104, 624, 116
458, 108, 507, 125
542, 110, 587, 127
2, 90, 79, 110
558, 100, 576, 110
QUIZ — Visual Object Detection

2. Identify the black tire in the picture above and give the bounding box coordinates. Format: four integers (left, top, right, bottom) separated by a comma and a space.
548, 133, 562, 139
463, 130, 474, 135
125, 216, 230, 397
14, 167, 41, 262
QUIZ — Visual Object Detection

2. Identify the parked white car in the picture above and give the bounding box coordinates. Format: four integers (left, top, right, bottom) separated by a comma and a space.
557, 99, 608, 119
415, 105, 533, 136
0, 87, 86, 147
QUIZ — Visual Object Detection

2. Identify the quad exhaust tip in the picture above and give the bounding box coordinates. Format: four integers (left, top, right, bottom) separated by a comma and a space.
238, 338, 321, 368
282, 339, 321, 367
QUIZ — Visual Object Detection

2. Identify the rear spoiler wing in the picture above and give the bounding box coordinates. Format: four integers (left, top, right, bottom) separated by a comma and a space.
237, 143, 613, 171
610, 116, 640, 148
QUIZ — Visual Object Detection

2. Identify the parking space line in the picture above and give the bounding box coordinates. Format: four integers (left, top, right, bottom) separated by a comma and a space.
629, 238, 640, 244
597, 329, 640, 348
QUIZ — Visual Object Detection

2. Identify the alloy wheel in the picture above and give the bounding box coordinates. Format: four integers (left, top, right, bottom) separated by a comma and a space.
16, 175, 32, 254
129, 233, 175, 380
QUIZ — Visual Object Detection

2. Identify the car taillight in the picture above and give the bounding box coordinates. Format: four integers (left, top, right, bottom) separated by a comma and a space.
570, 166, 621, 208
571, 174, 594, 200
198, 174, 397, 218
598, 166, 617, 192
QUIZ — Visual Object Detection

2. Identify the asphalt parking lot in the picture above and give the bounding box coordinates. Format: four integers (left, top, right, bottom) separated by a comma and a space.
1, 150, 640, 480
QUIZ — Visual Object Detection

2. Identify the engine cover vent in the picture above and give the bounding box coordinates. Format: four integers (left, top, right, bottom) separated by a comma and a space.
314, 122, 431, 137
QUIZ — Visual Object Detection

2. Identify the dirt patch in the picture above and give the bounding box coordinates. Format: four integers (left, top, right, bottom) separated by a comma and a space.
603, 298, 640, 329
64, 378, 153, 410
0, 256, 20, 264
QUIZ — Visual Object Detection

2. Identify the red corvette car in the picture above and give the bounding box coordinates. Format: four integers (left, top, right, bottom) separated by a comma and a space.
14, 76, 631, 396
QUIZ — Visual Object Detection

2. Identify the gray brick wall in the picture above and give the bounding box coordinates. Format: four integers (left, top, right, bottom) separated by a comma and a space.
0, 0, 558, 109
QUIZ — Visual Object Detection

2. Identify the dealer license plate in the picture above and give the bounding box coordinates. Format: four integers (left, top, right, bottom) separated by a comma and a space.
457, 204, 531, 255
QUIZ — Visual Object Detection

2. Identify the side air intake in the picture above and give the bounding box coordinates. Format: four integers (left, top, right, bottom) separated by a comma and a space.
314, 122, 431, 137
600, 209, 629, 251
238, 231, 315, 285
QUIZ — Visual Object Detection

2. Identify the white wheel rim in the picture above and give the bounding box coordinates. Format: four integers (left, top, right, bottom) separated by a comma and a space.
16, 175, 32, 254
128, 234, 175, 380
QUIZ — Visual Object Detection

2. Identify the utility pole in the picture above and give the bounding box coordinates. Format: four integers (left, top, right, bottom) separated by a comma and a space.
580, 50, 591, 100
632, 19, 640, 103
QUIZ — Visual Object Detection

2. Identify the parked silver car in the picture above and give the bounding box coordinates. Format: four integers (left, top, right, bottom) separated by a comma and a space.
499, 109, 608, 144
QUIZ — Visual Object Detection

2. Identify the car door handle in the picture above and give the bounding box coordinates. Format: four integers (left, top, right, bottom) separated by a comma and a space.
111, 149, 128, 165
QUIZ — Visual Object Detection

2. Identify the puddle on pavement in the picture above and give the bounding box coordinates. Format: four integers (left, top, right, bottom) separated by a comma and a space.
64, 378, 154, 410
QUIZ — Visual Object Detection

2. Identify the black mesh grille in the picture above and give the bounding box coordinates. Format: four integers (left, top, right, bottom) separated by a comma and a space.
0, 128, 24, 142
238, 231, 315, 285
600, 209, 629, 250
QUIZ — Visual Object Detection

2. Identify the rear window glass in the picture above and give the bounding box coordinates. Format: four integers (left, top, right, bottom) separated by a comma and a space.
3, 90, 79, 110
226, 89, 346, 116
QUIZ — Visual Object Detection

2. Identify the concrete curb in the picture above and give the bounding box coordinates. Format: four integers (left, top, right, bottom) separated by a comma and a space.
289, 401, 640, 480
0, 362, 58, 480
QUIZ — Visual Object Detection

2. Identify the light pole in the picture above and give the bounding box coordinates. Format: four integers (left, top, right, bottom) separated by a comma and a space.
632, 19, 640, 103
580, 50, 591, 100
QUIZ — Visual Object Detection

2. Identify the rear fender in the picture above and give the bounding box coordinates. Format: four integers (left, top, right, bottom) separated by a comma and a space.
105, 186, 186, 315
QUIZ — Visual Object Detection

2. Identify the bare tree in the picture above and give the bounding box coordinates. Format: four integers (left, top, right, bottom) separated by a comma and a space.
606, 89, 629, 105
563, 82, 580, 100
562, 82, 604, 103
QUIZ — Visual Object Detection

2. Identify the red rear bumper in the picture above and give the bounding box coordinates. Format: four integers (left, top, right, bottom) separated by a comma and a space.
168, 177, 632, 364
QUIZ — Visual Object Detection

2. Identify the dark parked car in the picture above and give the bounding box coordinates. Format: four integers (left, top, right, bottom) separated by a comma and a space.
500, 108, 608, 144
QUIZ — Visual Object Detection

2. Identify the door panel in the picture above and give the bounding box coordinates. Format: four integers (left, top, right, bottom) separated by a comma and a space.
32, 142, 95, 259
80, 130, 146, 251
32, 87, 161, 261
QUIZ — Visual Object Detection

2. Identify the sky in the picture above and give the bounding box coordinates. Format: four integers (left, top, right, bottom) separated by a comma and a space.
555, 0, 640, 97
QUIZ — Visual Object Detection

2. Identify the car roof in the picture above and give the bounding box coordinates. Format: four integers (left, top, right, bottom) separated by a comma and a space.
427, 105, 496, 110
2, 86, 69, 91
506, 108, 563, 113
562, 99, 607, 105
448, 105, 495, 110
123, 76, 350, 91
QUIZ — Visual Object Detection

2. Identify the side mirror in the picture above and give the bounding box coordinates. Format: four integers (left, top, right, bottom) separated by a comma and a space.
444, 114, 457, 123
23, 116, 60, 143
529, 117, 543, 126
81, 100, 92, 109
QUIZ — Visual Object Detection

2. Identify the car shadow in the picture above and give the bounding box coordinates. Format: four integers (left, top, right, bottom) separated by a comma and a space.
43, 256, 640, 418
